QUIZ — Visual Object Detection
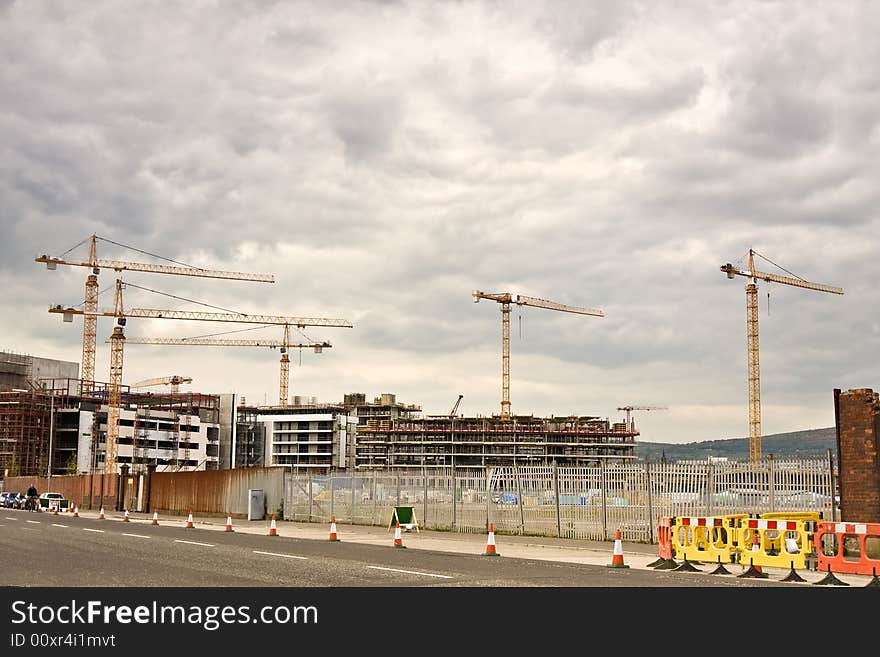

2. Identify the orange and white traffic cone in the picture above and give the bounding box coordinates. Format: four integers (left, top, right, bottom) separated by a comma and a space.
185, 510, 194, 529
123, 509, 130, 522
98, 506, 105, 520
151, 511, 159, 525
393, 522, 406, 549
73, 506, 79, 518
329, 516, 340, 542
225, 512, 234, 532
53, 505, 59, 516
268, 514, 278, 537
483, 523, 500, 556
607, 529, 629, 568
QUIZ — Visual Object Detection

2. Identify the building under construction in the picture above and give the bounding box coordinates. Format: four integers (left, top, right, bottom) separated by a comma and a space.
0, 371, 220, 478
355, 414, 637, 470
1, 352, 82, 478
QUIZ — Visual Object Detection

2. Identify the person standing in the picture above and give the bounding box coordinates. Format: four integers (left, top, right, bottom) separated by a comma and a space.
26, 484, 38, 512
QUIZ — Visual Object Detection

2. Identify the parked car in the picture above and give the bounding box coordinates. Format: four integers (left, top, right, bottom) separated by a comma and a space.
38, 492, 68, 511
0, 491, 17, 508
9, 492, 26, 509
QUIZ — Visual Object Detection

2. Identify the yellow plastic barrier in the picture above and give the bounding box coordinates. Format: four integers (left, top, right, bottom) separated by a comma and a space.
671, 515, 745, 564
735, 517, 818, 571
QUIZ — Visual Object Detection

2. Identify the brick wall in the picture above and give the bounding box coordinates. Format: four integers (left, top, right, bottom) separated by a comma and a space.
836, 388, 880, 522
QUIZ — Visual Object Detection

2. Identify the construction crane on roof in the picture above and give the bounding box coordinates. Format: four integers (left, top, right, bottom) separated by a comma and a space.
131, 375, 193, 394
720, 248, 843, 464
54, 279, 351, 474
616, 405, 668, 433
449, 394, 463, 419
36, 234, 275, 394
120, 330, 331, 407
473, 291, 604, 420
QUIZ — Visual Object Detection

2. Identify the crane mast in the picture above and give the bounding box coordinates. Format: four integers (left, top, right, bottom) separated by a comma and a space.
745, 278, 761, 463
81, 237, 99, 395
106, 280, 126, 474
473, 291, 604, 420
280, 325, 291, 407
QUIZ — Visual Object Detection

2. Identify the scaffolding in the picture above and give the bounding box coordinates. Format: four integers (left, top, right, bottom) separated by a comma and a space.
0, 390, 51, 477
355, 414, 640, 470
126, 391, 220, 471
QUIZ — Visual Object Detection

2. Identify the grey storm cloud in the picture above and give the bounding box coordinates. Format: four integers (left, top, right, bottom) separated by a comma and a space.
1, 0, 878, 441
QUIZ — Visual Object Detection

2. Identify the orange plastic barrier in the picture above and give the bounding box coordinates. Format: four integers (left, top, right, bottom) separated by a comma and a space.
657, 517, 674, 561
814, 521, 880, 576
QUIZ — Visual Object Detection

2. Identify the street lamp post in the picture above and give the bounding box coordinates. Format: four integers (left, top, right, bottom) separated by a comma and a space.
47, 390, 55, 493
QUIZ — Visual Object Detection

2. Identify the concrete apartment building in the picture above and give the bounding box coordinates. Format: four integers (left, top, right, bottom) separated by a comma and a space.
218, 392, 636, 473
218, 392, 422, 473
77, 400, 220, 473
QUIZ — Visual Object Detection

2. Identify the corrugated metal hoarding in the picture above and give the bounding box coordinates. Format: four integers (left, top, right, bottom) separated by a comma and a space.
150, 467, 285, 516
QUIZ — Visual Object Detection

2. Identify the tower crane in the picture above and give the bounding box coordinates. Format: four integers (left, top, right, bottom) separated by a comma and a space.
720, 248, 843, 464
131, 375, 193, 394
616, 405, 668, 433
472, 291, 604, 420
120, 332, 331, 407
53, 279, 352, 473
36, 234, 275, 394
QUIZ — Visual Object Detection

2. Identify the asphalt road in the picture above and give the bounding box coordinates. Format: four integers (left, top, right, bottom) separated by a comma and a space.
0, 509, 797, 587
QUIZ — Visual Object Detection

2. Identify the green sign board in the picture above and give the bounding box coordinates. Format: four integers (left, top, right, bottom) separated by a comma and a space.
388, 505, 419, 531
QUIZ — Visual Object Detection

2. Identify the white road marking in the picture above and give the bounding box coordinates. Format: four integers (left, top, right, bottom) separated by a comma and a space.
252, 550, 308, 560
26, 520, 40, 524
174, 539, 214, 547
52, 523, 68, 528
82, 528, 105, 533
5, 517, 16, 521
367, 566, 452, 579
122, 533, 151, 539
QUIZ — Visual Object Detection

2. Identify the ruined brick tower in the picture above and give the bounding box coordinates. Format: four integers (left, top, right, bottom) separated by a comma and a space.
834, 388, 880, 523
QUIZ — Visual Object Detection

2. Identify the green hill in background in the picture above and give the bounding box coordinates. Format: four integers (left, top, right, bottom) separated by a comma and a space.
636, 427, 837, 462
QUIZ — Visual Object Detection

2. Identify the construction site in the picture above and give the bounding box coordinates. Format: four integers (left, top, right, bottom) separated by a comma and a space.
0, 362, 221, 477
0, 236, 849, 482
354, 414, 637, 470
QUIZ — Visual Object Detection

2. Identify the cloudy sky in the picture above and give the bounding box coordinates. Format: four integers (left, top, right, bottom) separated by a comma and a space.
1, 1, 877, 444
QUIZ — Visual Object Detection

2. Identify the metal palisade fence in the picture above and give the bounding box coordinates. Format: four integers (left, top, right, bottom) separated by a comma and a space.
283, 457, 836, 544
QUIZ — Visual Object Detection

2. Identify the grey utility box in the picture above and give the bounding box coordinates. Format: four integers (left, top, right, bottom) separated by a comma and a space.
247, 489, 265, 521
